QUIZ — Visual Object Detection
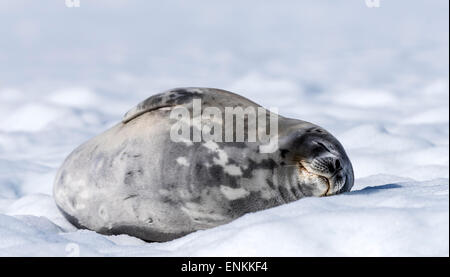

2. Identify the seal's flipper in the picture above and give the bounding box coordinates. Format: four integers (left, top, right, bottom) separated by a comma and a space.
122, 88, 205, 123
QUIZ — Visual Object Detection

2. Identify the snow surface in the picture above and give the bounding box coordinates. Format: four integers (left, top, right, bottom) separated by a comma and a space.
0, 0, 448, 256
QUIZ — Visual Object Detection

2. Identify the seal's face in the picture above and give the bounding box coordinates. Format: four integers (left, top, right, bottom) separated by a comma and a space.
283, 126, 354, 197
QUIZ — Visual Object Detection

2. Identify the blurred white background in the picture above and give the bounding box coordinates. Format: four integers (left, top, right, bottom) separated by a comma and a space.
0, 0, 448, 256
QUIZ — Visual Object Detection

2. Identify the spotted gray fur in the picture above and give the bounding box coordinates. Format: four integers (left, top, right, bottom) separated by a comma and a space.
54, 87, 354, 242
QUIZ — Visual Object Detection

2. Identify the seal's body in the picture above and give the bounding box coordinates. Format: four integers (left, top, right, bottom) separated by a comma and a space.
54, 88, 354, 242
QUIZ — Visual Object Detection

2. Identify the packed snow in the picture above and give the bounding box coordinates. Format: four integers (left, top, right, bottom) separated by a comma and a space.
0, 0, 448, 256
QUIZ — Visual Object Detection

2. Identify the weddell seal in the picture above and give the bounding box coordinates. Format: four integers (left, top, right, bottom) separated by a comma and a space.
53, 87, 354, 242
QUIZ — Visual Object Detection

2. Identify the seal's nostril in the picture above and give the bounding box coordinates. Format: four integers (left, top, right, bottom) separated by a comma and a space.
326, 158, 342, 175
335, 159, 341, 171
326, 161, 335, 173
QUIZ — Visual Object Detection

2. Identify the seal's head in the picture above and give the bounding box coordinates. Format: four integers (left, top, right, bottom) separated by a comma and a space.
279, 124, 354, 197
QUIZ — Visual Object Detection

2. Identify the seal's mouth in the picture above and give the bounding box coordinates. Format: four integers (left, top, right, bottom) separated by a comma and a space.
298, 161, 331, 196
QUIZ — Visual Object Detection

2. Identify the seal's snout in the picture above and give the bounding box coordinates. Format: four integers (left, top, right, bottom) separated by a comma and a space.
310, 156, 342, 178
290, 129, 354, 197
301, 155, 352, 196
